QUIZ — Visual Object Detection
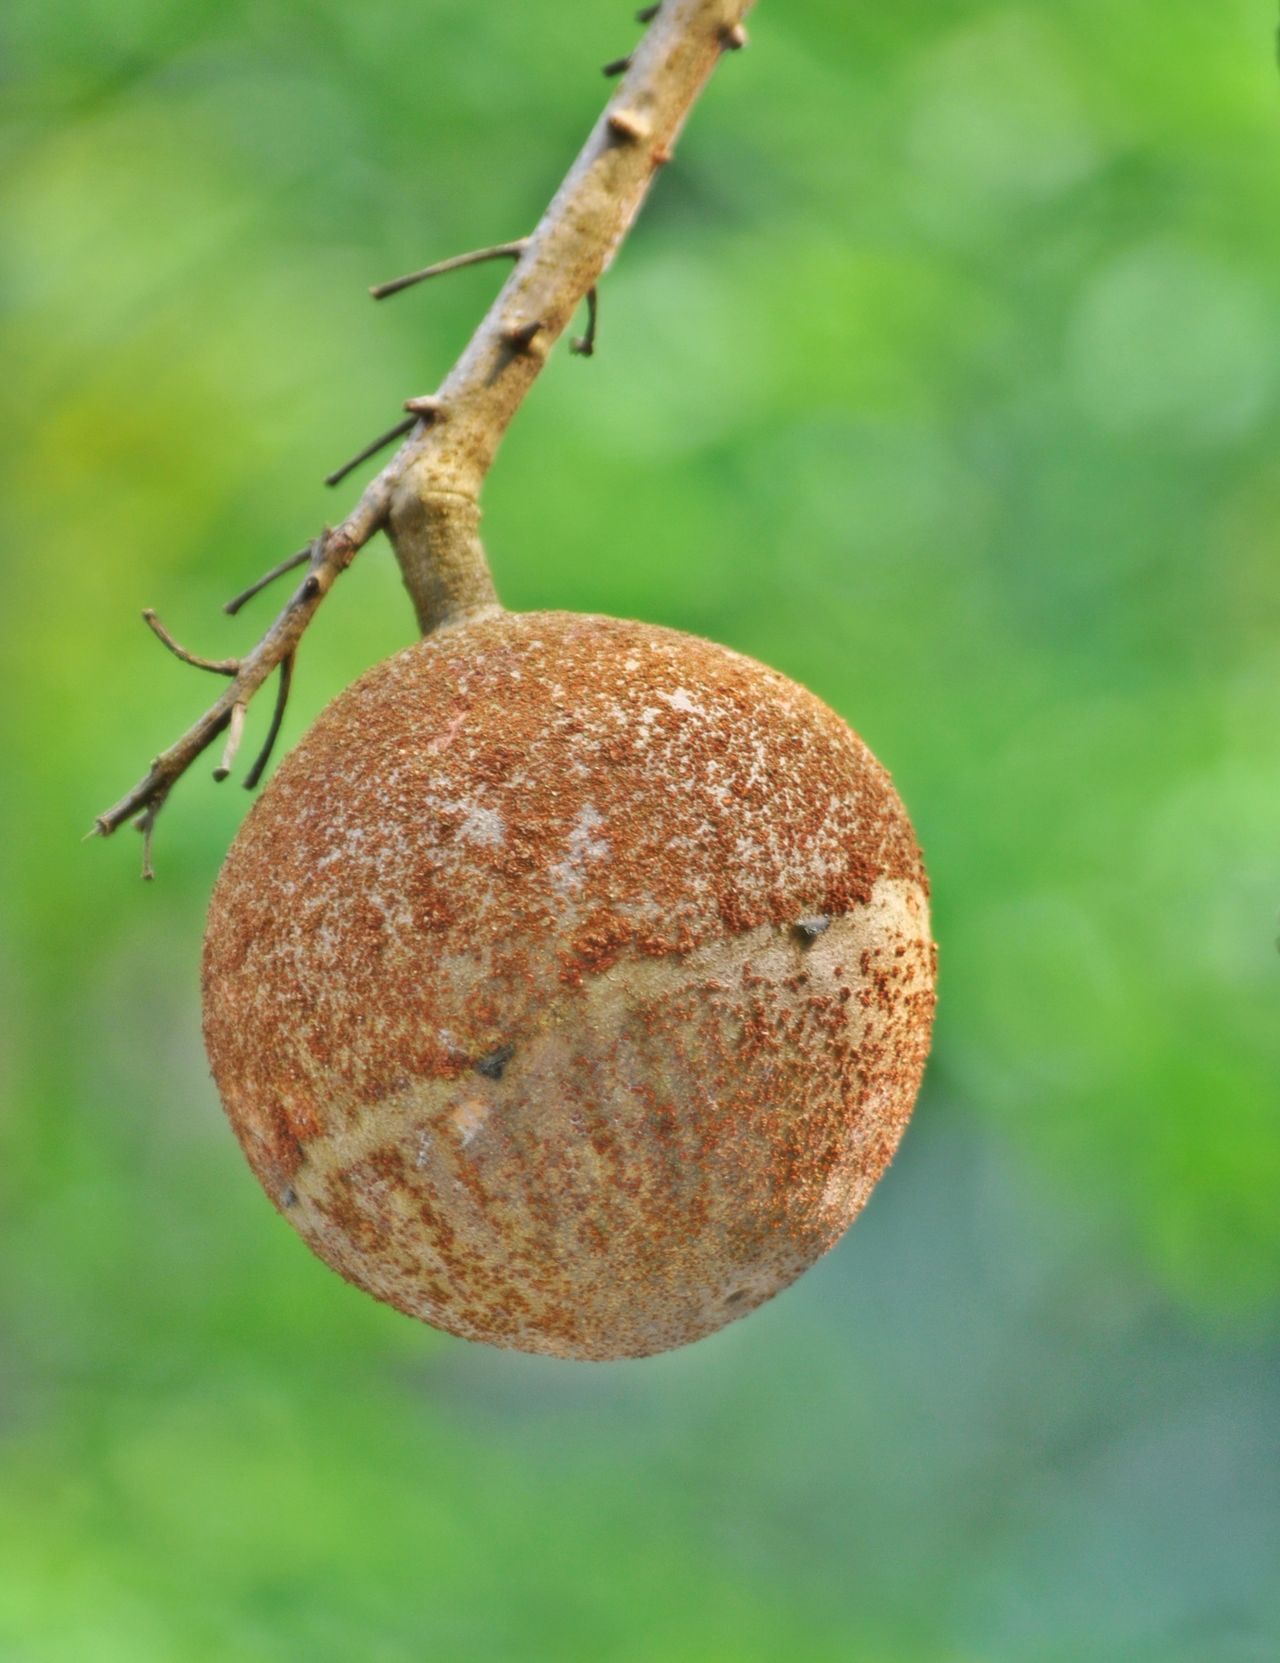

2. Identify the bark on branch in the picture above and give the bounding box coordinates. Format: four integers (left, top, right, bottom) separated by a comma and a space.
91, 0, 755, 875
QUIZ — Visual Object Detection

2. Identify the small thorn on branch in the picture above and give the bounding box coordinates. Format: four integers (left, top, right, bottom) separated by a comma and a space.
325, 416, 417, 489
213, 702, 247, 782
370, 239, 528, 301
608, 109, 651, 143
142, 610, 239, 677
636, 4, 660, 21
720, 22, 749, 49
503, 319, 544, 354
403, 395, 447, 420
223, 547, 311, 617
243, 652, 295, 790
603, 54, 632, 78
570, 287, 599, 358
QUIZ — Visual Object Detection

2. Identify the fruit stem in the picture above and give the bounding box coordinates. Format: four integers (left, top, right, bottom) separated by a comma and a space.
388, 489, 502, 634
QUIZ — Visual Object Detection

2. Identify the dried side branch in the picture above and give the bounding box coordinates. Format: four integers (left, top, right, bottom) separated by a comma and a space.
136, 792, 168, 883
325, 416, 418, 488
223, 547, 311, 616
243, 653, 295, 791
213, 701, 248, 782
570, 287, 600, 358
91, 475, 392, 869
370, 241, 528, 302
142, 610, 239, 675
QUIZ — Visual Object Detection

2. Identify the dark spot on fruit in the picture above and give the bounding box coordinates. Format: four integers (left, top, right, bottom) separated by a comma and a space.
475, 1043, 515, 1081
794, 915, 831, 943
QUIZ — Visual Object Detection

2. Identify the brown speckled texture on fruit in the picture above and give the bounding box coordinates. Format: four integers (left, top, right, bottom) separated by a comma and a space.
202, 610, 936, 1359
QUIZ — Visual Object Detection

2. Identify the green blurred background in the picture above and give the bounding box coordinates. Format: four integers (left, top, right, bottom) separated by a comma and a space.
3, 0, 1278, 1657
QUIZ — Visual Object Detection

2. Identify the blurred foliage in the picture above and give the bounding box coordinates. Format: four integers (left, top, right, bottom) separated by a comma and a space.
2, 0, 1278, 1657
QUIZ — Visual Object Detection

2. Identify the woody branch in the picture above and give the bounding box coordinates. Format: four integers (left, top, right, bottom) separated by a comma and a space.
91, 0, 755, 874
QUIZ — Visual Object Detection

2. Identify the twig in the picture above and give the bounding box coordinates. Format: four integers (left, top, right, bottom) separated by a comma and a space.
141, 610, 239, 676
136, 791, 168, 882
213, 701, 248, 782
324, 415, 417, 488
223, 547, 311, 616
370, 240, 528, 302
91, 478, 391, 845
243, 653, 295, 790
571, 287, 599, 357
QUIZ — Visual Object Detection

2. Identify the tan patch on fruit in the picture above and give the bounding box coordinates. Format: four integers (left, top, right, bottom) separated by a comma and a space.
202, 611, 936, 1359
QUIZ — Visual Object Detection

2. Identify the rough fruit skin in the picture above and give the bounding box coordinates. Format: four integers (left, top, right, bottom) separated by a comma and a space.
202, 610, 936, 1359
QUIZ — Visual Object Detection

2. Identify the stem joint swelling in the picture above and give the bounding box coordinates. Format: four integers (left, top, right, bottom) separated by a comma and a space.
92, 0, 755, 876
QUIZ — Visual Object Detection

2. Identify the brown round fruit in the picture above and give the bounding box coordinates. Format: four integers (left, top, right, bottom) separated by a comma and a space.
202, 610, 936, 1359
